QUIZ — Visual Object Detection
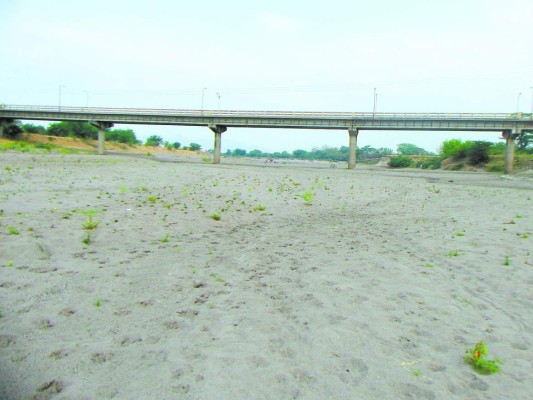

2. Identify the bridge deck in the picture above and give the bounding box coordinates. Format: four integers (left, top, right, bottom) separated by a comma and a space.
1, 105, 532, 132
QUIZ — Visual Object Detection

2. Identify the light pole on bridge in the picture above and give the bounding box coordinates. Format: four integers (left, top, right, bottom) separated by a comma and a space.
58, 85, 66, 111
83, 91, 89, 110
216, 92, 221, 110
530, 86, 533, 113
516, 92, 522, 112
201, 87, 207, 114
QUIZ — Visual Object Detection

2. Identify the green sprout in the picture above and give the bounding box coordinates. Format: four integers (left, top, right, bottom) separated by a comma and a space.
7, 226, 19, 235
465, 341, 501, 374
300, 190, 314, 204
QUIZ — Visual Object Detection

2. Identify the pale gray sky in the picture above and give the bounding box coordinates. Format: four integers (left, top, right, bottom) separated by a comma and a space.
1, 0, 532, 153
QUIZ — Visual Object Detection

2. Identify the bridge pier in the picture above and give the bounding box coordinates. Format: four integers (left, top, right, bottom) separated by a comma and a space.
503, 130, 519, 174
0, 119, 7, 138
209, 124, 227, 164
90, 121, 113, 155
348, 129, 358, 169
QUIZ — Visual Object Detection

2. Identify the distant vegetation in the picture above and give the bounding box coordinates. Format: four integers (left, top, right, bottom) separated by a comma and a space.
223, 145, 393, 162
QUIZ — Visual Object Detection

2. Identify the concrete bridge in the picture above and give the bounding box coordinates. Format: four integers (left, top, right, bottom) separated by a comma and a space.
1, 105, 532, 173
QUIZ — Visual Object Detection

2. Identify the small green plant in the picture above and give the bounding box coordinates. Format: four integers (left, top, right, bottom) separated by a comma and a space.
518, 233, 529, 239
82, 232, 92, 245
465, 341, 501, 374
120, 185, 127, 193
447, 250, 460, 257
423, 263, 433, 268
94, 297, 102, 308
301, 190, 314, 204
82, 217, 99, 230
210, 213, 221, 221
148, 195, 158, 202
413, 369, 421, 377
503, 256, 510, 266
7, 226, 19, 235
253, 204, 266, 212
214, 274, 223, 282
7, 261, 13, 267
161, 234, 170, 243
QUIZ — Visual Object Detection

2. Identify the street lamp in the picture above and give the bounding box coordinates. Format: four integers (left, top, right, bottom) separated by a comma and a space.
58, 85, 66, 111
216, 92, 221, 110
373, 87, 378, 118
530, 86, 533, 113
201, 87, 207, 114
83, 91, 89, 110
516, 92, 522, 112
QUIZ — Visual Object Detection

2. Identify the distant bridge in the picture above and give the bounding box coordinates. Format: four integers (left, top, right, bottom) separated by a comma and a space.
1, 105, 532, 173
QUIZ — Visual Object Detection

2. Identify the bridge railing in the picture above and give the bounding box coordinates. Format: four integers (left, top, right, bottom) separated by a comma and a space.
1, 104, 532, 120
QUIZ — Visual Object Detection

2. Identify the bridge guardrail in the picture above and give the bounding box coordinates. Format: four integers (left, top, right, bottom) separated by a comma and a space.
1, 105, 532, 121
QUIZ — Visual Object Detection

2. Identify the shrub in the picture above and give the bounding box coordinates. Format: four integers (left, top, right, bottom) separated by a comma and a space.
2, 122, 23, 139
105, 129, 139, 145
467, 141, 491, 165
389, 155, 413, 168
145, 135, 163, 147
420, 157, 442, 169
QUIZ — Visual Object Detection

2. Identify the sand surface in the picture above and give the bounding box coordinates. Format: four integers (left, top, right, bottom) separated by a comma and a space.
0, 153, 532, 399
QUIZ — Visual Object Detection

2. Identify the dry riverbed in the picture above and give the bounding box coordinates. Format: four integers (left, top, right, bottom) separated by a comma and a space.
0, 153, 532, 399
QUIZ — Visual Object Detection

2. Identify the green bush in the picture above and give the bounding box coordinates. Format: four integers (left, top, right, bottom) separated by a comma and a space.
467, 141, 491, 165
145, 135, 163, 147
389, 155, 413, 168
419, 157, 442, 169
105, 129, 139, 145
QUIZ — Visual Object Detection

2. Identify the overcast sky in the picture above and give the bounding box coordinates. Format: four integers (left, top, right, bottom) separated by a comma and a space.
1, 0, 532, 153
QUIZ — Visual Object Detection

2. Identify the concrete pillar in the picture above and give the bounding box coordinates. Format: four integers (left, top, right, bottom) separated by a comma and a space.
98, 129, 106, 155
0, 119, 6, 138
89, 121, 113, 155
209, 124, 227, 164
503, 130, 518, 174
348, 129, 358, 169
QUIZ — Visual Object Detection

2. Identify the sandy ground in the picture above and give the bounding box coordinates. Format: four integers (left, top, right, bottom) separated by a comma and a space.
0, 152, 532, 400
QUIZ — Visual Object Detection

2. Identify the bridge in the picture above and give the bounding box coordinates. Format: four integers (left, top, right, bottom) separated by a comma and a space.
1, 104, 532, 173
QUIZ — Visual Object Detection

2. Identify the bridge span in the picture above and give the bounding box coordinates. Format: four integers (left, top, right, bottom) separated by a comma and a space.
1, 105, 532, 173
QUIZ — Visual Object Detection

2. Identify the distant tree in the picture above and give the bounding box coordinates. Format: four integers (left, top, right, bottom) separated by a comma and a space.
172, 142, 181, 150
46, 121, 98, 139
21, 123, 46, 135
145, 135, 163, 147
189, 142, 201, 151
292, 149, 308, 159
105, 129, 139, 145
397, 143, 429, 156
467, 141, 491, 165
233, 148, 246, 156
2, 121, 23, 139
517, 132, 533, 151
248, 149, 263, 158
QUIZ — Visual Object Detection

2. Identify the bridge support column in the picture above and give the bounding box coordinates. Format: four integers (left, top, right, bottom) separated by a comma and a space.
209, 124, 227, 164
90, 121, 113, 155
0, 119, 7, 138
503, 130, 519, 174
348, 129, 358, 169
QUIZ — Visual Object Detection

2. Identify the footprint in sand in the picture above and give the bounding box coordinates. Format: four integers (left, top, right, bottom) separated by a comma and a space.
338, 358, 368, 385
